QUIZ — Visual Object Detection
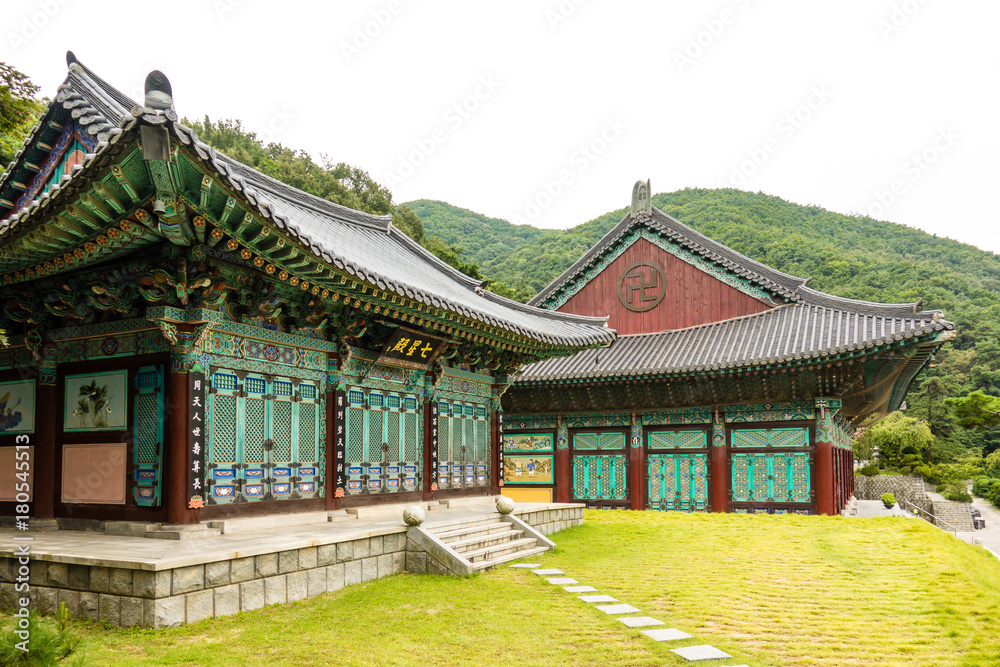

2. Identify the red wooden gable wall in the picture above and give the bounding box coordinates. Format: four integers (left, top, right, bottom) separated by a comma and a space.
555, 238, 773, 335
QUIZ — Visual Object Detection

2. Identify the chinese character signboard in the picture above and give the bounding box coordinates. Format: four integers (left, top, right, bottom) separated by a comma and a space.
498, 409, 505, 487
188, 370, 206, 508
430, 401, 439, 491
334, 389, 347, 497
378, 327, 447, 370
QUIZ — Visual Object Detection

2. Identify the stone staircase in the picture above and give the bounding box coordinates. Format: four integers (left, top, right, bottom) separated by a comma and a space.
407, 513, 554, 575
930, 500, 975, 531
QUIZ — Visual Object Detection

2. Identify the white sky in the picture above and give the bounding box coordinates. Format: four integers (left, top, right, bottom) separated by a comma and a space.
3, 0, 998, 253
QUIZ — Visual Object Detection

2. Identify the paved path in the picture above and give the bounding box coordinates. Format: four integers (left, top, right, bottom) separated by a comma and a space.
958, 496, 1000, 556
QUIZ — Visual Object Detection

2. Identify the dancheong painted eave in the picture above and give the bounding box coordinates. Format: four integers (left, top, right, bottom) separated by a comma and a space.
515, 301, 955, 383
0, 53, 615, 352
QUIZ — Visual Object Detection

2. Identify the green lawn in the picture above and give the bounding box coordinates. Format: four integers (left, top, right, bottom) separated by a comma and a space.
17, 511, 1000, 666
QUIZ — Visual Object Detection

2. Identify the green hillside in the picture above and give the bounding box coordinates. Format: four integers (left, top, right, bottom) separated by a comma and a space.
407, 189, 1000, 457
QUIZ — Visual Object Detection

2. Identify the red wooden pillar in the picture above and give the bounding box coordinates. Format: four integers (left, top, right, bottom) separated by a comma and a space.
166, 364, 197, 524
33, 360, 57, 520
815, 440, 834, 516
629, 416, 644, 510
711, 414, 728, 513
556, 419, 570, 503
324, 388, 338, 511
490, 409, 501, 495
422, 399, 435, 501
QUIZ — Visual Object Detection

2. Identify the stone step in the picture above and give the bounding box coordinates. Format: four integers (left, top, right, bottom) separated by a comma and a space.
206, 511, 330, 535
145, 524, 223, 540
449, 529, 524, 553
463, 537, 540, 563
471, 545, 551, 572
436, 521, 511, 543
430, 519, 507, 540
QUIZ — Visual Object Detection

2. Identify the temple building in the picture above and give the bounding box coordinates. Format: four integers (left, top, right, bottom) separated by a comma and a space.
499, 181, 955, 515
0, 54, 614, 527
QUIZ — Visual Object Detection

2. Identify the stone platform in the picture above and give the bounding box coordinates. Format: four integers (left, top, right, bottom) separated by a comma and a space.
0, 500, 583, 628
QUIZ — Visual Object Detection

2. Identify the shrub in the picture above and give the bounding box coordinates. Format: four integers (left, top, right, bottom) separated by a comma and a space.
943, 490, 973, 503
859, 465, 880, 477
881, 492, 896, 507
901, 446, 919, 456
899, 466, 912, 475
936, 483, 948, 492
0, 603, 82, 666
974, 477, 996, 496
913, 465, 932, 481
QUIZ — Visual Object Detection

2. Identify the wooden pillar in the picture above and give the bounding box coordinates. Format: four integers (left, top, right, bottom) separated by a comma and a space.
556, 416, 570, 503
711, 411, 728, 513
423, 399, 435, 501
166, 364, 197, 524
33, 345, 58, 520
815, 440, 835, 516
629, 414, 644, 510
489, 409, 501, 495
324, 388, 338, 511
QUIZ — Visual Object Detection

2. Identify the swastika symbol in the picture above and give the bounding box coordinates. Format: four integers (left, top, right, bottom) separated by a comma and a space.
617, 261, 665, 312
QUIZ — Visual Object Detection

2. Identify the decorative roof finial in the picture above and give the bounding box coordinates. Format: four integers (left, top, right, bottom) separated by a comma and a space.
66, 51, 78, 67
631, 179, 652, 217
144, 70, 174, 112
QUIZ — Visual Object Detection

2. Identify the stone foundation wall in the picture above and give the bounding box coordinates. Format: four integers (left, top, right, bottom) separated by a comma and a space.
854, 474, 930, 514
515, 506, 583, 535
0, 533, 408, 629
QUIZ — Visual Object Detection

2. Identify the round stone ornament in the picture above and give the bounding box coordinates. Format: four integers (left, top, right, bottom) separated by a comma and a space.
496, 495, 516, 515
402, 505, 425, 526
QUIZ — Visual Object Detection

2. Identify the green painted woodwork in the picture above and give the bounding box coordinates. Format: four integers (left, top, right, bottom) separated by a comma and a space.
648, 430, 707, 450
573, 432, 626, 451
731, 428, 809, 449
572, 454, 627, 502
133, 365, 164, 507
436, 399, 489, 490
206, 370, 325, 504
648, 453, 708, 512
345, 386, 423, 495
731, 452, 810, 503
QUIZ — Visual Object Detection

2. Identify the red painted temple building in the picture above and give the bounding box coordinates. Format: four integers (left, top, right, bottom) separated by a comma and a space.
499, 181, 955, 515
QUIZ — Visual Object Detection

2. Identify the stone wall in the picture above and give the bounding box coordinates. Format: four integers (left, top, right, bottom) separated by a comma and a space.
515, 506, 583, 536
854, 474, 931, 514
0, 533, 408, 629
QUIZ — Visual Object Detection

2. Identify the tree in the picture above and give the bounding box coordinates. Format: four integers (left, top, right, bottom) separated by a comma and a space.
867, 412, 934, 468
0, 62, 42, 174
947, 391, 1000, 430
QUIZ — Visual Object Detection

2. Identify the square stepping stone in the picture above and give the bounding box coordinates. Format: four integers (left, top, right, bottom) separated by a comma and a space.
509, 563, 540, 569
641, 628, 694, 642
579, 595, 618, 603
546, 577, 578, 585
618, 616, 664, 628
670, 645, 733, 662
532, 569, 564, 576
596, 603, 640, 615
564, 585, 598, 593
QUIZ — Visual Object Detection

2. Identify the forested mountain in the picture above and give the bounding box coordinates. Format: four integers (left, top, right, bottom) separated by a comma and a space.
407, 191, 1000, 457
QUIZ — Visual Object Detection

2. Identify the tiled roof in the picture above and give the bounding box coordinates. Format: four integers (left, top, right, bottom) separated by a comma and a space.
516, 302, 954, 382
1, 55, 615, 349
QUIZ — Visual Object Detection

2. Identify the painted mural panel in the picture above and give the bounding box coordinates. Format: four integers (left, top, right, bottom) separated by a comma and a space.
503, 434, 553, 452
0, 380, 35, 434
60, 443, 127, 504
503, 455, 553, 485
64, 370, 128, 431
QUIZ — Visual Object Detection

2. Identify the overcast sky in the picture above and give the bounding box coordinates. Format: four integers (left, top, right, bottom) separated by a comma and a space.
4, 1, 997, 253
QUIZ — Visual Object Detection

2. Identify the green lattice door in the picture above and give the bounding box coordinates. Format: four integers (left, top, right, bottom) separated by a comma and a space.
345, 387, 422, 494
648, 454, 708, 512
133, 365, 164, 506
207, 371, 325, 504
731, 453, 811, 503
571, 432, 627, 506
436, 400, 489, 490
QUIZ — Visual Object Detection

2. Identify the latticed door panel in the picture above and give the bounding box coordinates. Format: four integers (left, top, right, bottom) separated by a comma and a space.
206, 370, 326, 504
731, 452, 811, 505
133, 366, 164, 507
437, 400, 489, 490
345, 387, 422, 495
647, 454, 708, 512
572, 454, 627, 502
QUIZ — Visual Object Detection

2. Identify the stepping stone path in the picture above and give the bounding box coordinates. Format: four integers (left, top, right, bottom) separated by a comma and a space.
511, 560, 746, 663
